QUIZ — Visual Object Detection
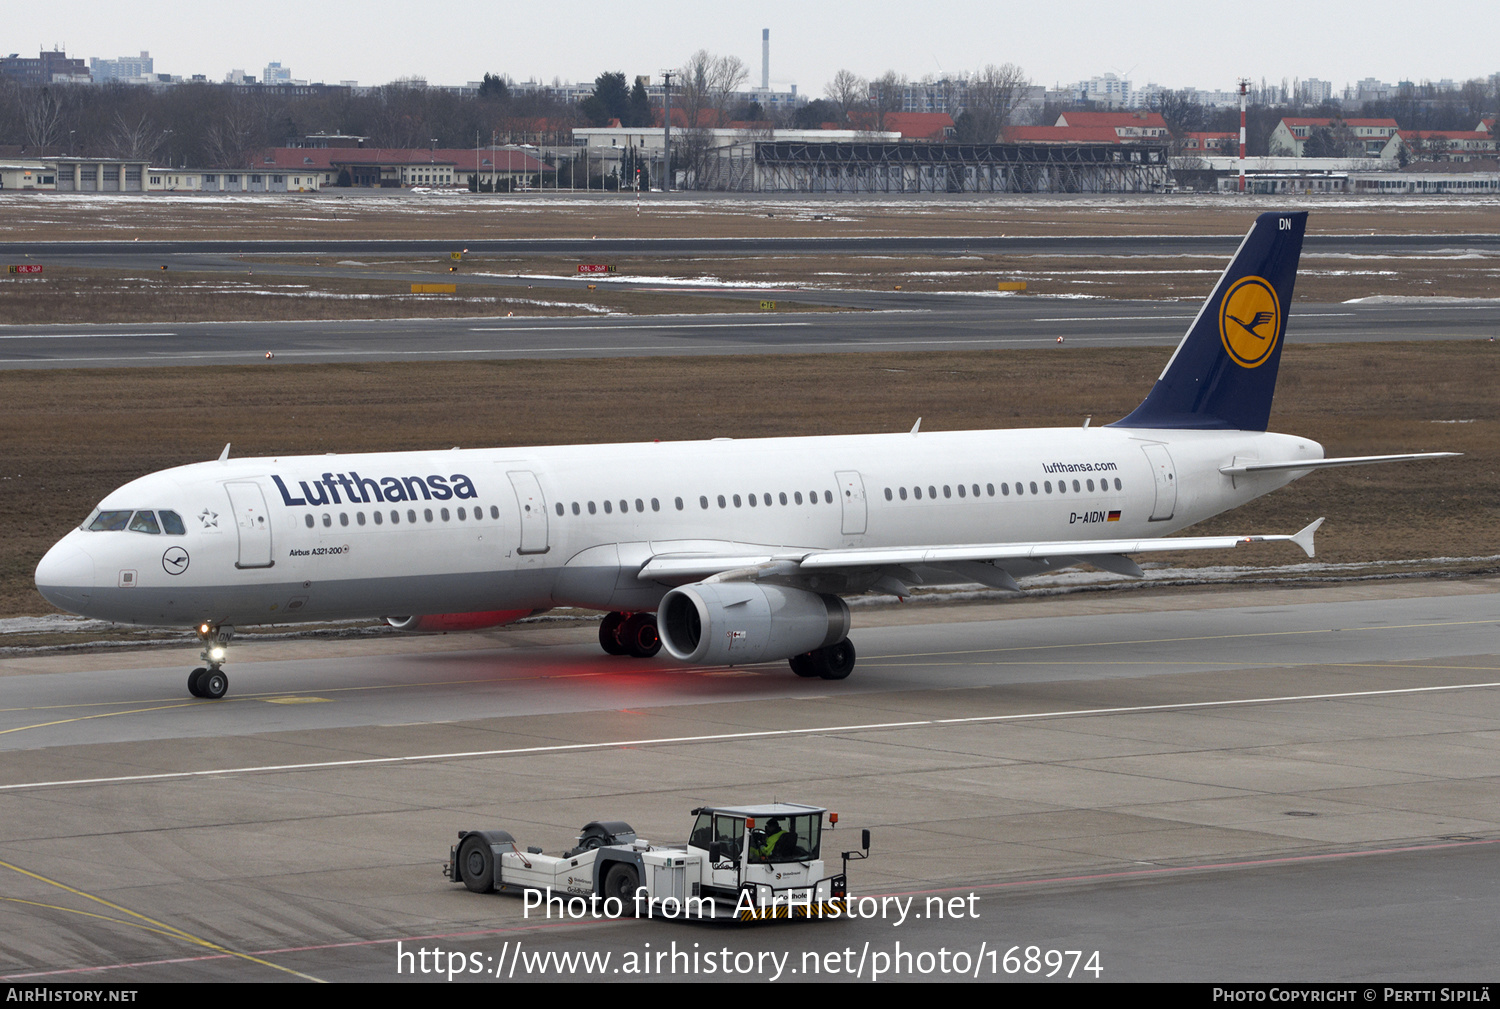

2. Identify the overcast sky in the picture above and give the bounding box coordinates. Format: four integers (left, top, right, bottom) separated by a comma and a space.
16, 1, 1499, 95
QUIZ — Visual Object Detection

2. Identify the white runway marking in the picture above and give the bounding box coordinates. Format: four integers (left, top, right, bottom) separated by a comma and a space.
3, 680, 1494, 794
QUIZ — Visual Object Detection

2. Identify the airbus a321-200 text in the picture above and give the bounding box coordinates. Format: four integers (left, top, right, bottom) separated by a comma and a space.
35, 212, 1455, 699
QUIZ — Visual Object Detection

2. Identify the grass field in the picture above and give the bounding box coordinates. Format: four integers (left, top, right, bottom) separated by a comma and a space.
3, 343, 1495, 619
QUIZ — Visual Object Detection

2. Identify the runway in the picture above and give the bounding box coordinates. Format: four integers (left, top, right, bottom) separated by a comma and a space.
4, 232, 1500, 258
1, 578, 1496, 981
1, 298, 1494, 369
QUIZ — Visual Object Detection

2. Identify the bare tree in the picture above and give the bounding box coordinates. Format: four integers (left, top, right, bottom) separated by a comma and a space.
959, 63, 1030, 141
108, 111, 161, 160
204, 92, 273, 167
823, 69, 865, 127
861, 71, 906, 132
22, 87, 66, 152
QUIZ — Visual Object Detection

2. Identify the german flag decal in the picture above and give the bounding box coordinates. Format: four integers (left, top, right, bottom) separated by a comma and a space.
1107, 510, 1121, 522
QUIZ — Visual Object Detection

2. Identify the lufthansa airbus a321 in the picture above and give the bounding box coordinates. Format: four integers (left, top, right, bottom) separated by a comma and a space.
34, 213, 1454, 699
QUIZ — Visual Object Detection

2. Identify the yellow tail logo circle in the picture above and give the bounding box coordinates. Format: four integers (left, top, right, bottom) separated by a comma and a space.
1218, 276, 1281, 368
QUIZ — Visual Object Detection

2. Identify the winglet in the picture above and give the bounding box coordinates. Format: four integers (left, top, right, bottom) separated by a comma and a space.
1291, 517, 1324, 558
218, 443, 231, 462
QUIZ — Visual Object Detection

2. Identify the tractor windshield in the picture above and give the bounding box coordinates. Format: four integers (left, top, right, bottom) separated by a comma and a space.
747, 813, 820, 864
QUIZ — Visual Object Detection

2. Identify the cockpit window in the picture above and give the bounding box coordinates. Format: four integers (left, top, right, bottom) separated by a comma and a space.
160, 510, 186, 535
87, 510, 133, 532
128, 511, 161, 534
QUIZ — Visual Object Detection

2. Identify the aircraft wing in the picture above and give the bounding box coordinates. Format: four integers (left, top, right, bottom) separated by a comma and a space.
637, 518, 1325, 584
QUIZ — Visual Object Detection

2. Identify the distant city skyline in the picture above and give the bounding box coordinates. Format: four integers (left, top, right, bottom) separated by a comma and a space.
11, 0, 1499, 97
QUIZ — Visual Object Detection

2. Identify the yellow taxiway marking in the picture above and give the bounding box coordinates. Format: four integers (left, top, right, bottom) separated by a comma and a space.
261, 697, 333, 705
0, 700, 219, 736
0, 858, 323, 982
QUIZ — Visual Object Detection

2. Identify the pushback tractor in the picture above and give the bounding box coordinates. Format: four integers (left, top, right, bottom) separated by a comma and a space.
445, 802, 870, 921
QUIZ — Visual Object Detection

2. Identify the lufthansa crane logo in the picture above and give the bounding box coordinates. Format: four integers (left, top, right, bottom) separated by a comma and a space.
162, 546, 190, 575
1218, 276, 1282, 368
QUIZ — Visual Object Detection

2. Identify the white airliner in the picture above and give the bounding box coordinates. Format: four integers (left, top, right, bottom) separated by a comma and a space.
35, 212, 1454, 699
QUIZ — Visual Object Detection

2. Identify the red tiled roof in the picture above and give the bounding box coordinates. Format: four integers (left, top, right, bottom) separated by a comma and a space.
1001, 126, 1127, 144
1280, 117, 1398, 128
1057, 111, 1168, 129
882, 112, 954, 140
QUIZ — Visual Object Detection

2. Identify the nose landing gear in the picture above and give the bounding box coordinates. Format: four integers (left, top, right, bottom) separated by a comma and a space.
188, 623, 234, 699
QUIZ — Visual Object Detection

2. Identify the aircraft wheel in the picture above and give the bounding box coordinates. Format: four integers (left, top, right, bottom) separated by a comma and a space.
457, 834, 495, 893
816, 639, 856, 681
598, 612, 627, 655
622, 613, 661, 658
789, 653, 819, 678
603, 862, 641, 907
187, 668, 208, 697
200, 669, 229, 699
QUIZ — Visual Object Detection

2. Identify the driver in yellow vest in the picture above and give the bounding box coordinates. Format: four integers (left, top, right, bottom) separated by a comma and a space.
755, 819, 787, 860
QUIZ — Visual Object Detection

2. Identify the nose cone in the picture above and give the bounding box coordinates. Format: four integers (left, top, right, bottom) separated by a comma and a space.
35, 537, 95, 613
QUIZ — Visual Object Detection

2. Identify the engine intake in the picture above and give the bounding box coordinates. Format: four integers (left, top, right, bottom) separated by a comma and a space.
657, 583, 849, 665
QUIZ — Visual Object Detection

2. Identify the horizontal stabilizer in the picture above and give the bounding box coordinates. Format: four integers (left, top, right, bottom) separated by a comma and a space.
1220, 452, 1460, 475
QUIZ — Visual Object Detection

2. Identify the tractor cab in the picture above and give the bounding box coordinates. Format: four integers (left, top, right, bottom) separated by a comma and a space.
687, 802, 827, 904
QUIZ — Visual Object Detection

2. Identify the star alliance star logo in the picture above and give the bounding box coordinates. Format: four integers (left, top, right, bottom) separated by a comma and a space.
198, 509, 219, 528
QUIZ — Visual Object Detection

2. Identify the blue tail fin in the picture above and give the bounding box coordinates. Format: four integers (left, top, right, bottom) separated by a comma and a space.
1112, 211, 1307, 432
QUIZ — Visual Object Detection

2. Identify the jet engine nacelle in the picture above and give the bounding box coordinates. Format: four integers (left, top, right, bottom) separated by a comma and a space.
386, 610, 534, 633
657, 582, 850, 665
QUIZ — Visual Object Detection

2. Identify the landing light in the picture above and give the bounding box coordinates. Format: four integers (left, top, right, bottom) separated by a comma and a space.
210, 647, 226, 661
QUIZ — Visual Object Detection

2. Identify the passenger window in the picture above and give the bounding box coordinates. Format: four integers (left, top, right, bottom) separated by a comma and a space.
636, 499, 646, 512
676, 497, 684, 511
700, 496, 708, 509
763, 493, 772, 506
957, 484, 966, 498
571, 503, 580, 516
620, 500, 628, 513
357, 512, 366, 526
128, 511, 161, 534
340, 512, 349, 527
914, 486, 923, 500
1114, 478, 1123, 490
747, 494, 756, 508
304, 514, 315, 528
323, 513, 333, 527
555, 503, 564, 517
651, 498, 659, 512
1001, 483, 1009, 496
717, 495, 726, 508
1044, 482, 1052, 494
973, 484, 981, 497
779, 492, 787, 505
898, 487, 907, 500
795, 492, 803, 504
926, 486, 935, 500
160, 510, 186, 535
424, 509, 433, 522
884, 488, 892, 501
604, 500, 612, 514
442, 508, 451, 521
825, 491, 833, 504
490, 505, 500, 519
1057, 481, 1065, 495
943, 485, 951, 499
1073, 480, 1081, 492
589, 501, 597, 514
808, 490, 817, 504
374, 510, 383, 525
1030, 482, 1039, 494
391, 510, 400, 524
1087, 479, 1095, 492
733, 495, 742, 508
987, 483, 995, 496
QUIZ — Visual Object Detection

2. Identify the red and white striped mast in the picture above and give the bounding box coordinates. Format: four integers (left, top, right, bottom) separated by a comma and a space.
1238, 78, 1249, 193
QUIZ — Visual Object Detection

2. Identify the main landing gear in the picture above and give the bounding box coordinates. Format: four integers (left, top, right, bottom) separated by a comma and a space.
188, 623, 233, 699
789, 639, 857, 681
598, 611, 662, 658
